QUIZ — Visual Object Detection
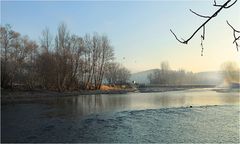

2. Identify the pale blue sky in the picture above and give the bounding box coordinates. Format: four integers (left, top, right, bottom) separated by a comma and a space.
1, 0, 240, 73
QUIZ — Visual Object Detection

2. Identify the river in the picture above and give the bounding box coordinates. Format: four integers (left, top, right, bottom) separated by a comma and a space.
1, 88, 239, 142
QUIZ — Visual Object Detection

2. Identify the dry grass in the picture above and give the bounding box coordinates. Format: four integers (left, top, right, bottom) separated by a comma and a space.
100, 85, 121, 91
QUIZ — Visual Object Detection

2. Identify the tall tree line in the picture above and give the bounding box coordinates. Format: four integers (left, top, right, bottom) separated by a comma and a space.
1, 23, 130, 91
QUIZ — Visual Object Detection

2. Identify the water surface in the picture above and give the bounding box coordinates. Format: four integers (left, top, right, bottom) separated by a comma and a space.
1, 88, 239, 143
43, 88, 239, 117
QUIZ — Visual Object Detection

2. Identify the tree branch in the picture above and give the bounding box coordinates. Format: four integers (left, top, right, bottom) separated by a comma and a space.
170, 0, 231, 45
226, 20, 240, 33
201, 26, 205, 56
189, 9, 211, 18
227, 20, 240, 51
233, 36, 240, 43
170, 29, 187, 44
213, 0, 237, 8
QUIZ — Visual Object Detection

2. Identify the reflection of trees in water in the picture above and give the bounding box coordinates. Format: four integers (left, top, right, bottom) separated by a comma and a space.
45, 97, 82, 118
45, 91, 238, 119
47, 93, 189, 118
152, 93, 187, 108
46, 95, 131, 118
219, 93, 239, 104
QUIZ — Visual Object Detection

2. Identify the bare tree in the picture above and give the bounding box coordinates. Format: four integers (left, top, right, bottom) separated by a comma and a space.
23, 39, 39, 89
0, 25, 26, 88
105, 62, 120, 85
38, 27, 54, 89
0, 25, 17, 88
54, 23, 71, 92
105, 62, 131, 85
40, 27, 52, 53
94, 35, 114, 89
117, 66, 131, 84
83, 34, 95, 90
65, 34, 84, 90
170, 0, 239, 56
1, 23, 117, 91
1, 25, 40, 89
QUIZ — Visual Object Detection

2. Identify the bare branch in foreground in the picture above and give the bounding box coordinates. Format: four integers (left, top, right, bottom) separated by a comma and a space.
189, 9, 211, 18
170, 0, 231, 45
227, 20, 240, 51
213, 0, 237, 8
201, 26, 205, 56
170, 0, 239, 56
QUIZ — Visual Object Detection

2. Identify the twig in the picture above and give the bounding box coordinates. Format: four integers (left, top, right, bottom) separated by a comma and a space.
201, 26, 205, 56
213, 0, 237, 8
189, 9, 211, 18
170, 29, 187, 44
227, 20, 240, 51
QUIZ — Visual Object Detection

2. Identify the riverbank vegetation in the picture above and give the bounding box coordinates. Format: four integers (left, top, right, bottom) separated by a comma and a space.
1, 24, 131, 92
147, 61, 239, 86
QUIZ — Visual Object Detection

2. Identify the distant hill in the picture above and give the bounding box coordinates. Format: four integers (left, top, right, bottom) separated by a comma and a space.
130, 69, 223, 85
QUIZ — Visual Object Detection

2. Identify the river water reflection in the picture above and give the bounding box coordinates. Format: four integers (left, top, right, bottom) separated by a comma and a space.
45, 88, 239, 118
2, 88, 240, 143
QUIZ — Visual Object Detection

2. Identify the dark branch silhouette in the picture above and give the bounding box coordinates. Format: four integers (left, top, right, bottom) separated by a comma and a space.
170, 0, 232, 44
170, 0, 238, 55
189, 9, 211, 18
201, 26, 205, 56
227, 20, 240, 51
213, 0, 237, 8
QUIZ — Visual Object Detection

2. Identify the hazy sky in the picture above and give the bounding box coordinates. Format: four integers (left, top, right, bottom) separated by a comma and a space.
1, 0, 240, 73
